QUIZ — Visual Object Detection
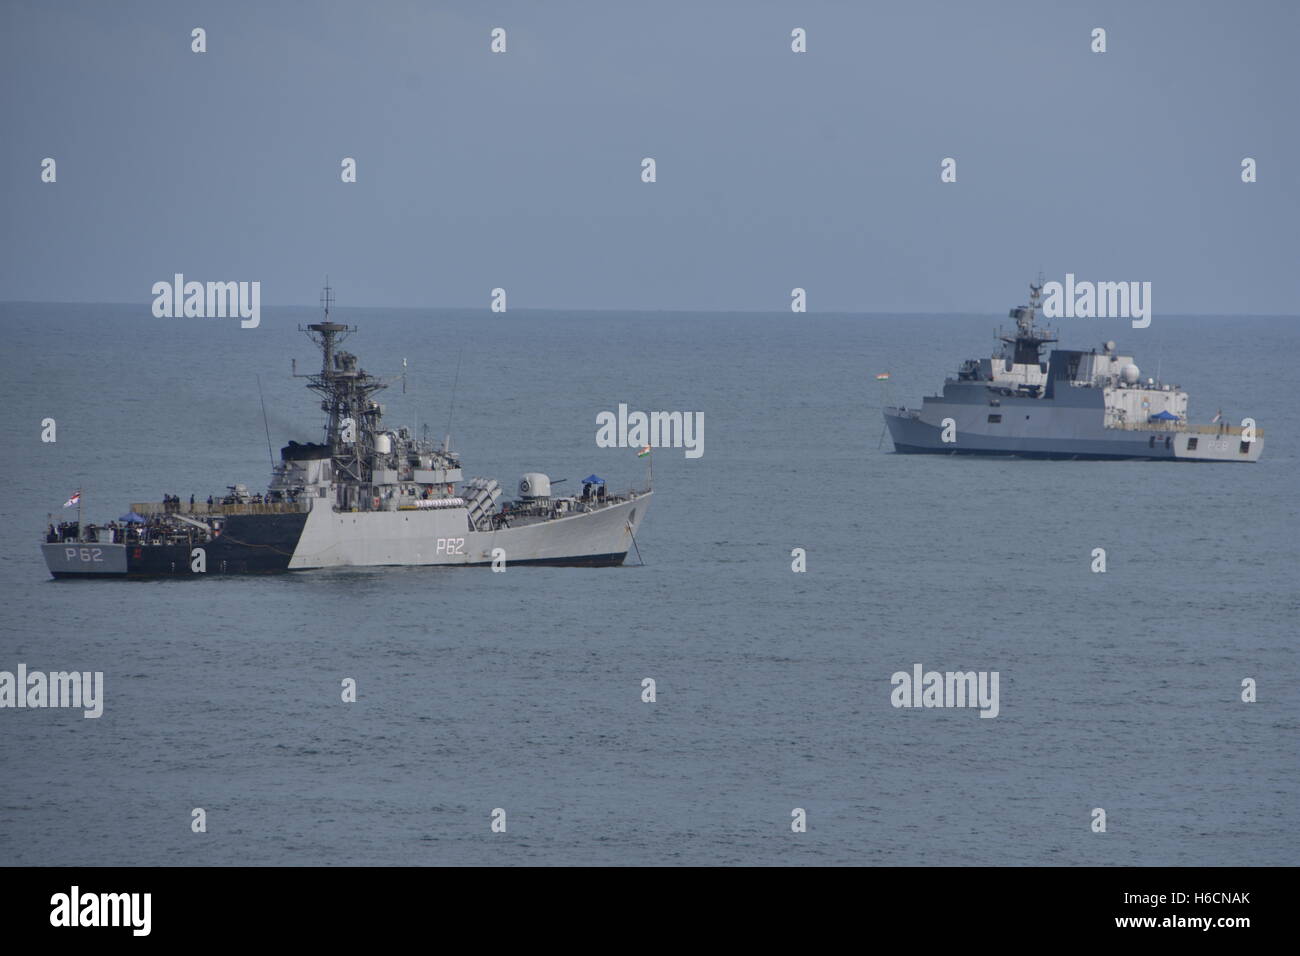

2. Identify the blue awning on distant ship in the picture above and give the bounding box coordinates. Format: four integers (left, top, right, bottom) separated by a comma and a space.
1148, 410, 1180, 422
119, 512, 146, 523
581, 475, 605, 485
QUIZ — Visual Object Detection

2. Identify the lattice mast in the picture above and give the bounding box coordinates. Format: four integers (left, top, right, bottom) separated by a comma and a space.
295, 281, 388, 494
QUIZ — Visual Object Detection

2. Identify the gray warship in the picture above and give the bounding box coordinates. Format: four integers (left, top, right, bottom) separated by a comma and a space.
883, 279, 1263, 462
43, 288, 651, 578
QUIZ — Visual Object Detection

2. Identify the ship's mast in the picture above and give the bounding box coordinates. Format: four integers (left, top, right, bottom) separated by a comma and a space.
999, 274, 1057, 365
295, 283, 387, 507
1020, 276, 1043, 334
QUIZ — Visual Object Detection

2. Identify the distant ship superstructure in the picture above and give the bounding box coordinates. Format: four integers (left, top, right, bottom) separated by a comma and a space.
883, 279, 1263, 461
43, 289, 651, 578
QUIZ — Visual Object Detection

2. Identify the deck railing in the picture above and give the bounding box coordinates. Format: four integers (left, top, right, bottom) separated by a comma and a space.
1106, 422, 1263, 436
130, 500, 309, 517
130, 486, 651, 519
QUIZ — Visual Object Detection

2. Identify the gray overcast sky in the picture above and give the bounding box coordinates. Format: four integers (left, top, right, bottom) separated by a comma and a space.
2, 0, 1297, 314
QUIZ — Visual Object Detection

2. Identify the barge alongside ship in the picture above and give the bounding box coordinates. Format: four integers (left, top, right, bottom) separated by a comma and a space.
43, 290, 651, 578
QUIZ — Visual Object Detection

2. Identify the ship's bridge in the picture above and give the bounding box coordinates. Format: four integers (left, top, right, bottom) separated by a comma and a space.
970, 355, 1049, 391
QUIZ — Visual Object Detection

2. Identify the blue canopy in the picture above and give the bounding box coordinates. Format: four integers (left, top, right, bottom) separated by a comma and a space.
118, 512, 146, 523
1148, 410, 1180, 422
581, 475, 605, 485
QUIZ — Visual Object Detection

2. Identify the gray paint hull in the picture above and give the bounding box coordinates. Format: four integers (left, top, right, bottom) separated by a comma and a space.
44, 493, 651, 577
884, 384, 1261, 462
288, 492, 650, 570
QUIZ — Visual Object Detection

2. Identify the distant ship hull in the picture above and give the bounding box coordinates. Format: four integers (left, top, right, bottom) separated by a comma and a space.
884, 399, 1262, 462
881, 278, 1264, 463
43, 493, 649, 579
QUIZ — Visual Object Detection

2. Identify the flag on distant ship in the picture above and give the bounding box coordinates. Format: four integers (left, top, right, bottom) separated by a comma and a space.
1212, 409, 1222, 424
637, 445, 651, 457
875, 373, 890, 380
63, 491, 81, 508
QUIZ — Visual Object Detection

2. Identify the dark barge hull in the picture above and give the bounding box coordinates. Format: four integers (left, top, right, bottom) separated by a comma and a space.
43, 513, 309, 578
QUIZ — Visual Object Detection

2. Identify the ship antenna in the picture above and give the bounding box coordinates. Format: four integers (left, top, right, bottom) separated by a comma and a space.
443, 346, 464, 452
320, 276, 335, 319
257, 374, 275, 467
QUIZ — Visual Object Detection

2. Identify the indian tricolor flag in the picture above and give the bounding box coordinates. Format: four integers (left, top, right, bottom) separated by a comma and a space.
63, 491, 81, 508
636, 445, 651, 457
875, 373, 890, 381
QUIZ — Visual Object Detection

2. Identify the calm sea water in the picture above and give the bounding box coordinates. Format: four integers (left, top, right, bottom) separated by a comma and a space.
1, 303, 1296, 866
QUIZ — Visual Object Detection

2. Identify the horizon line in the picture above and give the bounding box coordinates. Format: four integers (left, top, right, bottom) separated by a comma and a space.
1, 299, 1297, 320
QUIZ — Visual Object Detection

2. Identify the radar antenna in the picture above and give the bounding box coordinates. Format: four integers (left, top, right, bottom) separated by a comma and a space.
320, 277, 335, 319
997, 274, 1058, 365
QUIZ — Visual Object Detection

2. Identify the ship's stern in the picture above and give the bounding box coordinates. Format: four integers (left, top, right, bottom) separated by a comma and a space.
43, 542, 129, 578
1173, 429, 1263, 462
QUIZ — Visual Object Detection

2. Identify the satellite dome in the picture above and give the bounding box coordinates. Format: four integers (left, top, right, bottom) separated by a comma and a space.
1121, 364, 1140, 384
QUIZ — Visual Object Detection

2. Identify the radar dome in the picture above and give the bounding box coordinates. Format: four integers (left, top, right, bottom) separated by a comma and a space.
1104, 340, 1117, 353
1121, 364, 1140, 384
